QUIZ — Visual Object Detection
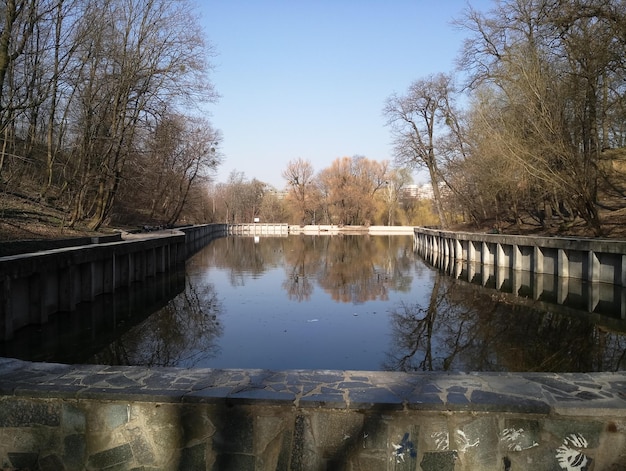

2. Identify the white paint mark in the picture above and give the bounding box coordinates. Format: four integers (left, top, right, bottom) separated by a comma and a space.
456, 430, 480, 452
392, 443, 406, 463
564, 434, 588, 449
431, 431, 449, 451
556, 433, 589, 471
501, 428, 539, 451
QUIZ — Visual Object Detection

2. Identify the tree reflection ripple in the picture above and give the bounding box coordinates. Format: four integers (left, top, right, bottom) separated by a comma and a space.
385, 273, 626, 372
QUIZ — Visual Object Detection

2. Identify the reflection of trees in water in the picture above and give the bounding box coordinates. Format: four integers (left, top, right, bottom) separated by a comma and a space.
90, 277, 223, 367
191, 236, 285, 286
200, 235, 416, 304
313, 235, 414, 303
281, 236, 319, 301
385, 274, 626, 373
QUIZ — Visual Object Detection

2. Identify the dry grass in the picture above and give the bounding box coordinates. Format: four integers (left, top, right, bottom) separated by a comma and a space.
0, 192, 112, 242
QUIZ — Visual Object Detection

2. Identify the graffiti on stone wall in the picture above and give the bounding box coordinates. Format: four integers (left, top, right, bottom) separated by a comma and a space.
500, 428, 539, 451
392, 432, 417, 463
556, 434, 591, 471
430, 430, 479, 453
432, 431, 449, 451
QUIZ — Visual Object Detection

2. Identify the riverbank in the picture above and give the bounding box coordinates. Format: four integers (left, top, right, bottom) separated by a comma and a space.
3, 188, 626, 243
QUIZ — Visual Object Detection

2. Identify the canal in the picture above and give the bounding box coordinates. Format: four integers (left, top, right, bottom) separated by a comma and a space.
2, 234, 625, 372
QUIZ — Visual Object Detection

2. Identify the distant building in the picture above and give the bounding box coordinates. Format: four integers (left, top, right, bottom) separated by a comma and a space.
402, 183, 433, 199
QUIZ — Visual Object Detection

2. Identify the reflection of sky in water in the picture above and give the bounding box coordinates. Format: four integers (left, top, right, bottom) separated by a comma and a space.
184, 237, 435, 371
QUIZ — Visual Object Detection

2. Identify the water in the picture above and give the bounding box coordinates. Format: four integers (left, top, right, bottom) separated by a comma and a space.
3, 234, 626, 372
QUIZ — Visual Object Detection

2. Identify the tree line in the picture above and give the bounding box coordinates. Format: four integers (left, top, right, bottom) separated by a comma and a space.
3, 0, 626, 235
0, 0, 220, 230
207, 158, 438, 227
384, 0, 626, 236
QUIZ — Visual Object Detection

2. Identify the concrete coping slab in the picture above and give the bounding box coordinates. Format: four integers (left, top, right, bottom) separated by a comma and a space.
1, 358, 625, 416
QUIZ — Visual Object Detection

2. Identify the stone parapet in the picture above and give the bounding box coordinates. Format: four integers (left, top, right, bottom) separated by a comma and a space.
0, 358, 624, 470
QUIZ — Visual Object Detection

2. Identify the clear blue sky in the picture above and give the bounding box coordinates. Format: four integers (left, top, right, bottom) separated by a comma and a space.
197, 1, 492, 189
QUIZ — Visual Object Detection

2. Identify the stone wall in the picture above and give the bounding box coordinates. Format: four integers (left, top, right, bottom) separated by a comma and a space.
0, 358, 625, 470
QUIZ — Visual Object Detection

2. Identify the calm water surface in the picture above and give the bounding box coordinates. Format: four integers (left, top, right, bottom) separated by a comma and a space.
89, 235, 626, 372
3, 235, 626, 372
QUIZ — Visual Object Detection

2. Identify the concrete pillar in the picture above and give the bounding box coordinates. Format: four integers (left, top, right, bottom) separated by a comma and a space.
103, 256, 115, 293
80, 262, 95, 302
28, 273, 48, 325
454, 240, 463, 261
558, 249, 569, 279
588, 251, 600, 283
58, 265, 77, 311
496, 243, 505, 269
0, 276, 13, 341
155, 246, 165, 273
146, 248, 156, 278
468, 241, 477, 263
118, 253, 130, 287
533, 246, 544, 274
482, 242, 490, 266
512, 245, 522, 271
134, 251, 145, 282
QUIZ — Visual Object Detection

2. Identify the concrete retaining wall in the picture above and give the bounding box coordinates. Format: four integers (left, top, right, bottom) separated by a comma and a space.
0, 359, 625, 470
0, 224, 227, 340
414, 227, 626, 286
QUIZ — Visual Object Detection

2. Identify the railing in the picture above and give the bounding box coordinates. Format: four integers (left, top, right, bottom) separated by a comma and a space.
227, 223, 289, 235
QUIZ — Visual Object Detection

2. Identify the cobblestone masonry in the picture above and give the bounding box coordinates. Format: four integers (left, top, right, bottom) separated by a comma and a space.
0, 358, 625, 470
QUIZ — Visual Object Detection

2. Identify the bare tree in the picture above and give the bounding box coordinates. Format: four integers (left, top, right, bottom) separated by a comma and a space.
383, 73, 459, 228
455, 0, 626, 235
65, 0, 217, 229
282, 157, 316, 224
381, 167, 411, 226
146, 114, 221, 225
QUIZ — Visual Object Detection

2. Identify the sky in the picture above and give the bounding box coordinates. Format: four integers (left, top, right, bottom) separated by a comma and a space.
196, 1, 493, 189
